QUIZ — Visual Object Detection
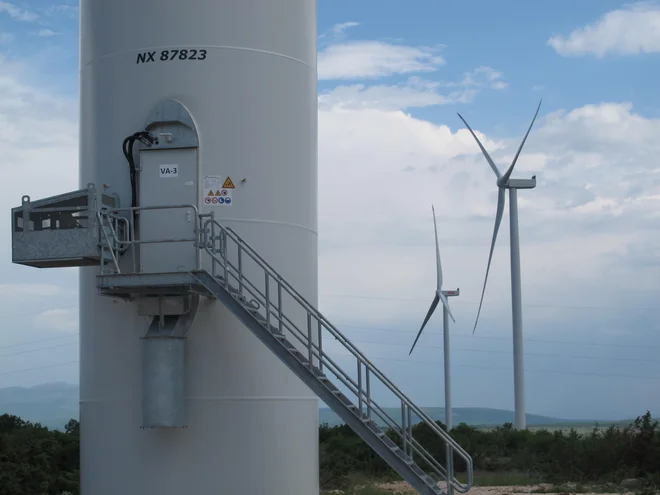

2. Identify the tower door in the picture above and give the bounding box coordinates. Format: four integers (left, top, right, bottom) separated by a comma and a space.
138, 148, 198, 273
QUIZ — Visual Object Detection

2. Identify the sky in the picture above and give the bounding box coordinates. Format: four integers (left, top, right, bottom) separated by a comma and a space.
0, 0, 659, 421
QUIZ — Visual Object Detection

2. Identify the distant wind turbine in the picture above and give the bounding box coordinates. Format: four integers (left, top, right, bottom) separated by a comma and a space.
409, 205, 455, 356
409, 205, 460, 495
456, 99, 542, 430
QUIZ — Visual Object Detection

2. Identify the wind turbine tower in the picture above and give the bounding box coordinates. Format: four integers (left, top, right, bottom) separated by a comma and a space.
457, 101, 542, 430
410, 205, 460, 494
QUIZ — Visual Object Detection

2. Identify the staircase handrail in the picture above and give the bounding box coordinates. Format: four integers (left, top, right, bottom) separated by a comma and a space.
199, 217, 474, 492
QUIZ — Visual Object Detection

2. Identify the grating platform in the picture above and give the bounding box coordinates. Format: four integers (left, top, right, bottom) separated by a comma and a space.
96, 271, 214, 300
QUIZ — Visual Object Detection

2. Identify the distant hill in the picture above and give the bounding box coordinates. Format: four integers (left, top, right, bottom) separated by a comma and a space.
319, 406, 583, 428
0, 382, 78, 430
0, 383, 628, 431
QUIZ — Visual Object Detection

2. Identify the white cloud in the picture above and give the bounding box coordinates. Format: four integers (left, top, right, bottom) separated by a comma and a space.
548, 1, 660, 57
317, 101, 660, 334
320, 21, 360, 43
0, 284, 64, 297
318, 82, 477, 111
451, 66, 509, 91
0, 1, 37, 21
318, 41, 445, 80
42, 4, 78, 18
318, 68, 506, 112
536, 102, 660, 148
32, 308, 78, 333
0, 56, 78, 261
36, 29, 59, 37
461, 66, 502, 85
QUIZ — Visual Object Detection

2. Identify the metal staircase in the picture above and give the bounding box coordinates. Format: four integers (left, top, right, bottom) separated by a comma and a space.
100, 212, 473, 495
193, 269, 465, 495
16, 196, 474, 495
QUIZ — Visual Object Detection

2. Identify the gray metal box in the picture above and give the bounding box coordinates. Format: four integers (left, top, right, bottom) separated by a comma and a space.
11, 183, 121, 268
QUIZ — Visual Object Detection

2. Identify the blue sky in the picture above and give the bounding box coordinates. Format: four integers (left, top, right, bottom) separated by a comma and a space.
0, 1, 659, 421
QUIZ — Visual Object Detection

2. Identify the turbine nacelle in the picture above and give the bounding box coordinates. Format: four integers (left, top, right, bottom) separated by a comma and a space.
501, 177, 537, 190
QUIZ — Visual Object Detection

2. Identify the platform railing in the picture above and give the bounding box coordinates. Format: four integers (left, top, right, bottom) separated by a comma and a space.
97, 204, 202, 275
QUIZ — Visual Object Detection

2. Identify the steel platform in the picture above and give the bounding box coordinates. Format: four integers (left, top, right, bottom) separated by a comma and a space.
96, 271, 214, 300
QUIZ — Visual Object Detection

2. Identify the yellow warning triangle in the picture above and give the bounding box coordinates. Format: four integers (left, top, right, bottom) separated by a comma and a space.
215, 190, 222, 196
207, 190, 215, 196
222, 177, 235, 189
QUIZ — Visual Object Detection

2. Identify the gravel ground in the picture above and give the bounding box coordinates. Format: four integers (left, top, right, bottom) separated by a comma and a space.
372, 481, 635, 495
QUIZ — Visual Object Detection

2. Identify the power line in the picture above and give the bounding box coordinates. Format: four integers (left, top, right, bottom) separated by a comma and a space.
1, 332, 655, 367
0, 334, 78, 350
0, 340, 78, 358
0, 360, 78, 377
335, 322, 660, 350
0, 306, 78, 323
329, 351, 660, 382
1, 320, 656, 370
342, 337, 660, 365
321, 292, 660, 313
2, 348, 658, 383
3, 332, 652, 365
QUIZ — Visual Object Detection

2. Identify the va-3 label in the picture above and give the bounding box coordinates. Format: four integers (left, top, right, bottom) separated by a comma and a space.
160, 165, 179, 178
137, 49, 208, 64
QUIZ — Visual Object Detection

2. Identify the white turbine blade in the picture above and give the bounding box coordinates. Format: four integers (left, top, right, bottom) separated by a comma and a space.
472, 187, 506, 334
438, 291, 455, 323
457, 112, 501, 179
432, 205, 443, 291
500, 99, 542, 184
409, 294, 440, 355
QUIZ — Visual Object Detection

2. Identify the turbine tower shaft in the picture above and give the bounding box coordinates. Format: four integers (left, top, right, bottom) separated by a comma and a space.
443, 303, 454, 495
509, 188, 526, 429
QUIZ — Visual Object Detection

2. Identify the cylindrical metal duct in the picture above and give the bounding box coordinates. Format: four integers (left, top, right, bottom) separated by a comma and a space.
141, 337, 186, 428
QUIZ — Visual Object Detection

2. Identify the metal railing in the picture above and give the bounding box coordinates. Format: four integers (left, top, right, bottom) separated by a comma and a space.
198, 217, 474, 493
97, 205, 202, 275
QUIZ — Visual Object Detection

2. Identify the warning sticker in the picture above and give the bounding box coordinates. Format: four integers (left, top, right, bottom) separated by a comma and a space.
222, 177, 235, 189
203, 176, 233, 207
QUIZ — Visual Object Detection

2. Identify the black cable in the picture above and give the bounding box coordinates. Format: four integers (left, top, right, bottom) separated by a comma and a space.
122, 131, 157, 208
123, 134, 139, 208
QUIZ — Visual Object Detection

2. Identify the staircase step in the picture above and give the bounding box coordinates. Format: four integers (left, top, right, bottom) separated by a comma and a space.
411, 464, 427, 477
